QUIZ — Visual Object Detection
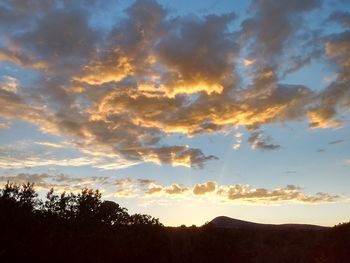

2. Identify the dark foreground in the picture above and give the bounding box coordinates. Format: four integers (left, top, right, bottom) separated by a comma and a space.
0, 182, 349, 263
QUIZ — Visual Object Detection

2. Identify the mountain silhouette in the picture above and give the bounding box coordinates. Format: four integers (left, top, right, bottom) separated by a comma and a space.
210, 216, 328, 230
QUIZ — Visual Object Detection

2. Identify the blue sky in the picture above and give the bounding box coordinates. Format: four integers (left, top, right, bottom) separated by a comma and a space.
0, 0, 350, 226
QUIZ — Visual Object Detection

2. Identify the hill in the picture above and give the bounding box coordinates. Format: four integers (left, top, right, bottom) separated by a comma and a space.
210, 216, 328, 230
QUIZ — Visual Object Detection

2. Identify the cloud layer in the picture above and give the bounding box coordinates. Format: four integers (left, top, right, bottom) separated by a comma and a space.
0, 0, 349, 168
0, 173, 340, 204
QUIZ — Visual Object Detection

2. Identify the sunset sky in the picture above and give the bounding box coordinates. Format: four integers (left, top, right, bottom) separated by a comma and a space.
0, 0, 350, 226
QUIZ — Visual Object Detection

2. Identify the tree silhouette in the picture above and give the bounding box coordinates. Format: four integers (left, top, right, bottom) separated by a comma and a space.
129, 213, 162, 226
97, 200, 129, 226
19, 182, 39, 209
75, 188, 101, 224
44, 188, 59, 215
1, 181, 20, 203
0, 181, 349, 263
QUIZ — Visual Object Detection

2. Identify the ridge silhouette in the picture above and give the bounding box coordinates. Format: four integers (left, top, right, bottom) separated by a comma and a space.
210, 215, 327, 230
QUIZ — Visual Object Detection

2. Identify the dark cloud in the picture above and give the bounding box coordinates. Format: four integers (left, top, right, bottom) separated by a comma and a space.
310, 30, 350, 128
241, 0, 321, 70
137, 179, 156, 187
18, 10, 100, 72
248, 131, 280, 151
328, 139, 344, 145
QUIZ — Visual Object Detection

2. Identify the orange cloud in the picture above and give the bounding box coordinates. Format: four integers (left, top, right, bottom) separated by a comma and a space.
1, 0, 349, 170
74, 56, 133, 85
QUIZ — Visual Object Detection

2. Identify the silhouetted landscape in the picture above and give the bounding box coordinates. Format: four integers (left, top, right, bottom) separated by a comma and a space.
1, 182, 349, 263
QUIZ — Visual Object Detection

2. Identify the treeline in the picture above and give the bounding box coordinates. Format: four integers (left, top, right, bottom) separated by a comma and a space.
0, 181, 161, 227
0, 182, 349, 263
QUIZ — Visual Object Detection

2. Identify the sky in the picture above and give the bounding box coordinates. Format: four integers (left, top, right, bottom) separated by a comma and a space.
0, 0, 350, 227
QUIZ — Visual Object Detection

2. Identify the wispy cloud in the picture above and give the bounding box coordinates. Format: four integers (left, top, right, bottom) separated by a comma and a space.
0, 143, 138, 170
0, 173, 112, 193
328, 139, 344, 145
248, 131, 280, 151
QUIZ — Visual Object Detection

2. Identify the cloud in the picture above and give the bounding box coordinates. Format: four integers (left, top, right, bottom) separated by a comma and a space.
0, 76, 19, 93
0, 0, 349, 170
328, 139, 344, 145
143, 180, 340, 204
0, 151, 133, 170
1, 174, 341, 204
34, 141, 67, 149
310, 29, 350, 129
233, 132, 243, 150
115, 178, 133, 188
1, 0, 232, 168
163, 184, 189, 195
248, 131, 280, 151
193, 181, 217, 195
145, 182, 188, 196
0, 121, 10, 129
0, 143, 138, 170
0, 47, 48, 71
308, 109, 342, 129
155, 12, 237, 96
217, 184, 339, 203
114, 178, 138, 197
137, 179, 156, 187
329, 11, 350, 28
240, 0, 321, 74
0, 172, 112, 193
0, 1, 100, 73
0, 173, 50, 185
0, 85, 42, 123
145, 184, 163, 195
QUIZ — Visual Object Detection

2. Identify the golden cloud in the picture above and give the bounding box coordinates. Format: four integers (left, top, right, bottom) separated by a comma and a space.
2, 174, 339, 205
143, 180, 340, 204
193, 181, 217, 195
217, 184, 339, 203
0, 0, 349, 169
74, 56, 133, 85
